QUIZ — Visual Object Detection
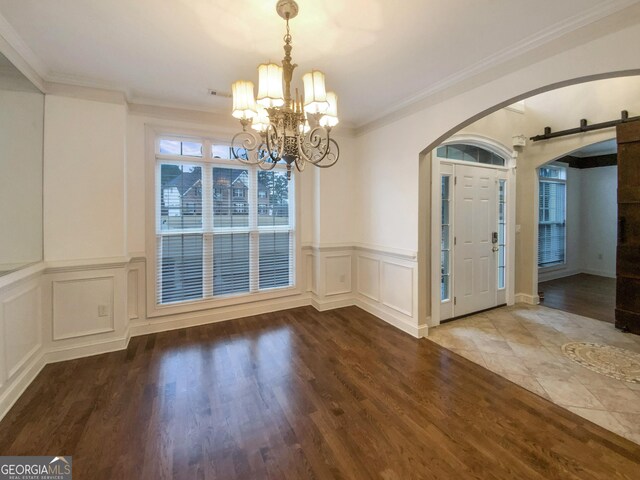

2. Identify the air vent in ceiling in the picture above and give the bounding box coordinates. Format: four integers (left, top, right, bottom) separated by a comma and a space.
208, 89, 232, 98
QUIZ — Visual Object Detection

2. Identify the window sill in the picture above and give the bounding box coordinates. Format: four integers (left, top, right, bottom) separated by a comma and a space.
147, 285, 302, 318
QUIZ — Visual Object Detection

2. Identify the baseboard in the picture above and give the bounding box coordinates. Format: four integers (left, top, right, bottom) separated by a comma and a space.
417, 323, 429, 337
310, 293, 355, 312
354, 296, 424, 338
0, 348, 46, 423
515, 293, 540, 305
538, 268, 581, 282
44, 333, 132, 364
581, 268, 616, 279
130, 295, 311, 337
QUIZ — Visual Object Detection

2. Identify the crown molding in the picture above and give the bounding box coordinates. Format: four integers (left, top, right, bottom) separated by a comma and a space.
129, 94, 227, 115
45, 70, 132, 96
126, 98, 357, 137
0, 1, 637, 135
0, 10, 46, 91
128, 102, 238, 131
45, 81, 127, 105
354, 0, 640, 135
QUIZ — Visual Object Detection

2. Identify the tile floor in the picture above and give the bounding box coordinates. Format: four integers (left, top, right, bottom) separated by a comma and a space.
427, 304, 640, 444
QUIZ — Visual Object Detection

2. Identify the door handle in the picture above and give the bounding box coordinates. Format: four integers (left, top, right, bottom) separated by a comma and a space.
492, 246, 499, 253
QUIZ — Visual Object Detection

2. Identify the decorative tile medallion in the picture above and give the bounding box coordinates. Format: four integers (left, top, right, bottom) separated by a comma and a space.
562, 342, 640, 384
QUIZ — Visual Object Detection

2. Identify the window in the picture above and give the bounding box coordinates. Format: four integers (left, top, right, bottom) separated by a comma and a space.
498, 179, 506, 289
436, 144, 505, 166
159, 139, 203, 157
441, 175, 451, 301
538, 165, 566, 268
156, 136, 295, 305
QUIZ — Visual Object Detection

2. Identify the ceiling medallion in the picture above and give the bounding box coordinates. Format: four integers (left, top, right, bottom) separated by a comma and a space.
230, 0, 339, 179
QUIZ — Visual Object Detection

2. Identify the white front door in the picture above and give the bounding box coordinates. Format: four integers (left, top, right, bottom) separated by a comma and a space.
453, 164, 498, 317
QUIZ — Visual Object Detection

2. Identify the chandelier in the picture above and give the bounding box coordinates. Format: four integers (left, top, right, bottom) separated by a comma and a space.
230, 0, 340, 179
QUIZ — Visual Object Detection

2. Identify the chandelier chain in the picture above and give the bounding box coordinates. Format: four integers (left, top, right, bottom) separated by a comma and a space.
284, 17, 291, 45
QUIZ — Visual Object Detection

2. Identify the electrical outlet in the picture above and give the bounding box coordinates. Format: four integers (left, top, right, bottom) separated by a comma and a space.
98, 305, 109, 317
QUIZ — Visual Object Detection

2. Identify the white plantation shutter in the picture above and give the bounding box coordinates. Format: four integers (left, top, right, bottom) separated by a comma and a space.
157, 233, 207, 303
155, 139, 295, 306
213, 233, 251, 295
259, 231, 294, 289
256, 170, 294, 290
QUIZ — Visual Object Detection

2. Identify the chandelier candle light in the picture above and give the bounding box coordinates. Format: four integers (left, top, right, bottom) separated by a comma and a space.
231, 0, 340, 179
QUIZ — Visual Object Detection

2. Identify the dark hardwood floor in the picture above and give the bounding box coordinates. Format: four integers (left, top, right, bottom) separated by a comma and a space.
539, 273, 616, 324
1, 306, 639, 479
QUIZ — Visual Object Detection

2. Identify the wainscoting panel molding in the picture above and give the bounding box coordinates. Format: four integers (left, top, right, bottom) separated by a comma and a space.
127, 269, 139, 320
52, 276, 115, 340
324, 254, 353, 296
304, 252, 316, 294
356, 255, 380, 302
3, 285, 42, 379
380, 261, 414, 317
0, 268, 46, 423
353, 248, 422, 338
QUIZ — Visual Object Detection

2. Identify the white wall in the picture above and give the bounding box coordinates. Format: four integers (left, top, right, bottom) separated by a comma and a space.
44, 95, 127, 262
565, 166, 583, 278
0, 94, 134, 422
580, 166, 617, 277
353, 21, 640, 328
356, 22, 640, 249
0, 89, 43, 270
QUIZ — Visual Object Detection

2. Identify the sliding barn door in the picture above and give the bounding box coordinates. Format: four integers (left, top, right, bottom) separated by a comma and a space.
616, 120, 640, 334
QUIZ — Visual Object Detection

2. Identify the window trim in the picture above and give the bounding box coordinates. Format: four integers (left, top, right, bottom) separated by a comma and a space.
145, 125, 303, 319
537, 164, 567, 269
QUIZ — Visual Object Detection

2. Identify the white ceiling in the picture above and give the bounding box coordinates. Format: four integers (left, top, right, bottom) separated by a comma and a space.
0, 0, 636, 126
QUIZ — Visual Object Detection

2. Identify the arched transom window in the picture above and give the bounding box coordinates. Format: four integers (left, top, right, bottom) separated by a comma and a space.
436, 143, 506, 166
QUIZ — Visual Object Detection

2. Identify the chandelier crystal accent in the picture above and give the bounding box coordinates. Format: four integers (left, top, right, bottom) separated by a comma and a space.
230, 0, 339, 180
